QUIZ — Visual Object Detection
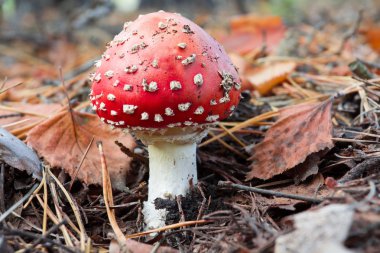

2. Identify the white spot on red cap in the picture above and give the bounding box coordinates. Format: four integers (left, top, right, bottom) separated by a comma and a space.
154, 114, 164, 122
151, 59, 159, 68
125, 65, 138, 74
113, 80, 120, 87
219, 94, 230, 103
158, 21, 167, 29
178, 102, 191, 111
110, 110, 118, 116
99, 102, 106, 111
94, 60, 101, 68
123, 84, 133, 91
105, 70, 114, 79
94, 73, 101, 83
170, 81, 182, 90
177, 43, 187, 49
92, 105, 97, 111
107, 94, 116, 101
141, 112, 149, 120
194, 73, 203, 86
165, 107, 174, 116
194, 106, 204, 115
167, 123, 181, 128
206, 115, 219, 122
123, 104, 138, 114
181, 54, 196, 65
102, 54, 110, 61
143, 79, 158, 92
210, 99, 217, 105
184, 121, 193, 126
182, 25, 194, 34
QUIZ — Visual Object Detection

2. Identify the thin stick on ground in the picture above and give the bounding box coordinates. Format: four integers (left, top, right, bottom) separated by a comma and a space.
218, 181, 324, 203
97, 141, 130, 252
126, 220, 212, 239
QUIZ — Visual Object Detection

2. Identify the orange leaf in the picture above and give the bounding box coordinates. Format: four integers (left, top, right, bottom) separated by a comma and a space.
247, 99, 334, 180
221, 15, 286, 55
26, 110, 136, 190
362, 25, 380, 53
246, 62, 296, 95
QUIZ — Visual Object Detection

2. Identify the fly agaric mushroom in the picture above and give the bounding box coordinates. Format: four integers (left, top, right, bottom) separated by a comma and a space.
90, 11, 241, 229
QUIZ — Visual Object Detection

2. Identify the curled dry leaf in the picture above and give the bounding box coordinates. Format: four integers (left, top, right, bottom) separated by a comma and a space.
246, 62, 296, 94
247, 99, 334, 180
0, 127, 41, 179
26, 110, 136, 190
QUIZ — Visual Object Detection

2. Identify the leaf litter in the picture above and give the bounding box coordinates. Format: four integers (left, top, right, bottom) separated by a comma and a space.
1, 1, 380, 253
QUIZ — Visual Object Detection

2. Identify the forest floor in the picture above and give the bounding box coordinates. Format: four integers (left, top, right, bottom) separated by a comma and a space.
0, 1, 380, 253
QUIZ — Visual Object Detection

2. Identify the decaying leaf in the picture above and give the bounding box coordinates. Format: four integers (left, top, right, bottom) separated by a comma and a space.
247, 99, 334, 180
246, 62, 296, 95
26, 110, 136, 190
275, 204, 355, 253
0, 127, 41, 179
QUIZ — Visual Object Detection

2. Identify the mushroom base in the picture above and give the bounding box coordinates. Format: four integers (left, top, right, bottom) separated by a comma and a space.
143, 141, 198, 229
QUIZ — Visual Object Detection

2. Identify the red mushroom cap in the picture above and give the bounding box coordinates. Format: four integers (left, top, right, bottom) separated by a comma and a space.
90, 11, 241, 129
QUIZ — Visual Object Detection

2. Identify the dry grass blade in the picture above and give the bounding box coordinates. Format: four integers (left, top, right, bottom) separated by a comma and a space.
49, 182, 74, 247
42, 169, 48, 234
48, 169, 87, 251
125, 220, 211, 239
97, 141, 130, 252
199, 110, 278, 147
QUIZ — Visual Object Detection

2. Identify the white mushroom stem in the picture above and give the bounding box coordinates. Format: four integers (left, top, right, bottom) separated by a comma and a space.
142, 141, 197, 229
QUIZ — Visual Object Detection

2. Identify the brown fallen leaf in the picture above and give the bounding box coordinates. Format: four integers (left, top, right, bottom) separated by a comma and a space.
247, 98, 334, 180
246, 62, 296, 95
0, 102, 62, 131
264, 174, 327, 210
26, 110, 136, 190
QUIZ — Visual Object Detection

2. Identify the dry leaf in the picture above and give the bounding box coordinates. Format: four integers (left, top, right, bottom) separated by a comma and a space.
26, 110, 136, 190
362, 25, 380, 53
246, 62, 296, 95
247, 99, 334, 180
275, 204, 355, 253
0, 128, 41, 179
221, 15, 286, 55
263, 174, 327, 209
0, 103, 62, 131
